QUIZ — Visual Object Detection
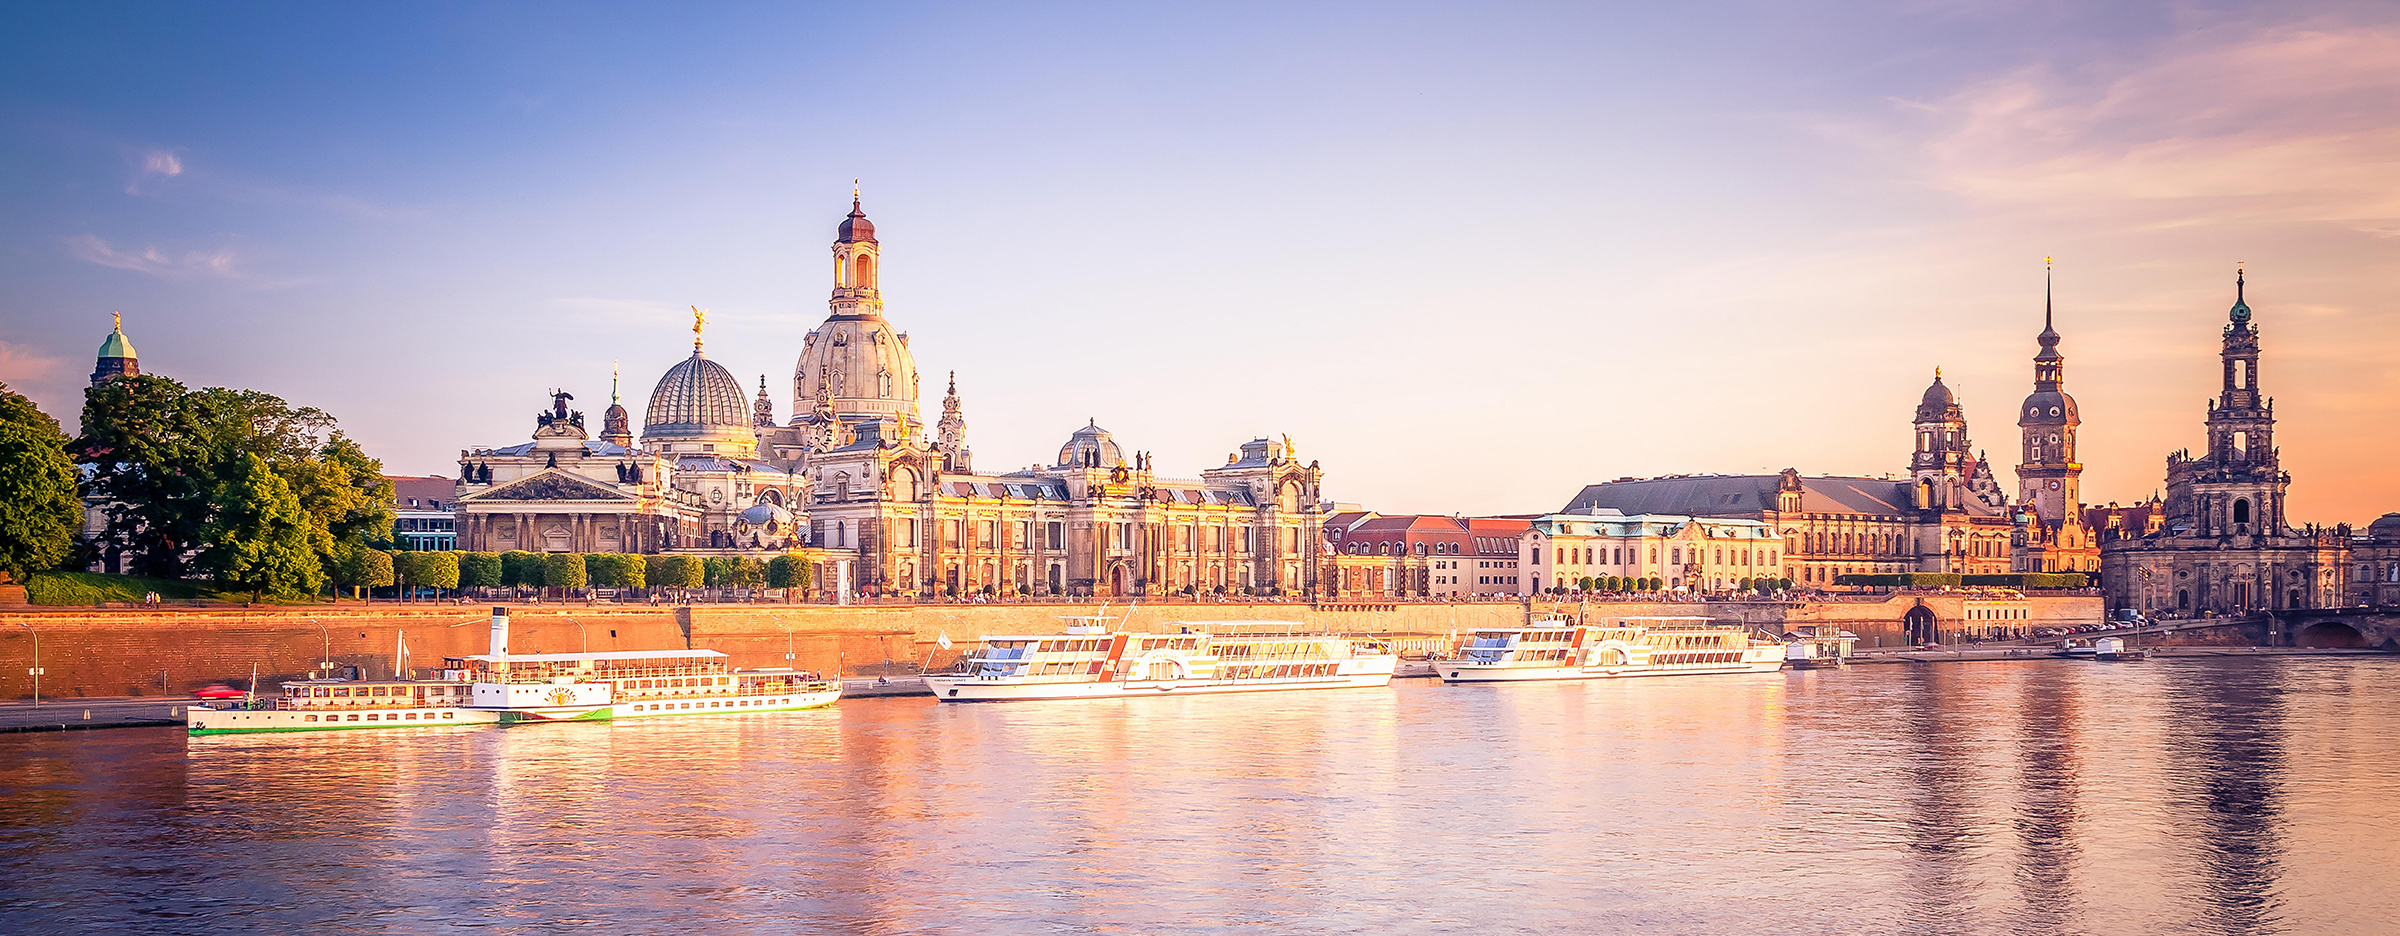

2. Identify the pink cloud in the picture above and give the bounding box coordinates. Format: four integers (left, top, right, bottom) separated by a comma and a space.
125, 148, 185, 194
1907, 21, 2400, 233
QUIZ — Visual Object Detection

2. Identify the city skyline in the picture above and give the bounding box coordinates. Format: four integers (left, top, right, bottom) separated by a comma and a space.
4, 3, 2397, 522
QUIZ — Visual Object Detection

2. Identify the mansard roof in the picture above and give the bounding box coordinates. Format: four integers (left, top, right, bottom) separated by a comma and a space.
1563, 473, 1987, 519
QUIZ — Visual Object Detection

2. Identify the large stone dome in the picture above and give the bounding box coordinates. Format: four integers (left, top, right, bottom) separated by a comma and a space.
793, 313, 919, 424
2369, 512, 2400, 542
1057, 419, 1124, 468
645, 351, 756, 448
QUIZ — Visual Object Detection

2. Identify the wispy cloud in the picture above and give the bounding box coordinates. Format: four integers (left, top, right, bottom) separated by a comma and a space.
0, 340, 67, 385
1844, 18, 2400, 236
63, 234, 297, 287
125, 148, 184, 194
66, 234, 234, 276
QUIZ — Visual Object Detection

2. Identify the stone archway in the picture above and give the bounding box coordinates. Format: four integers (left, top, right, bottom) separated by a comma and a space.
2295, 621, 2366, 649
1109, 563, 1130, 596
1904, 604, 1939, 646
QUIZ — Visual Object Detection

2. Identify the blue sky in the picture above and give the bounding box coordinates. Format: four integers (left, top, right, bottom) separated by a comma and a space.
4, 2, 2396, 520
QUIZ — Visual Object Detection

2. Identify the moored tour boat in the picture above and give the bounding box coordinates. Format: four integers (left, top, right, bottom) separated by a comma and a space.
189, 607, 839, 735
924, 616, 1399, 702
1437, 616, 1786, 683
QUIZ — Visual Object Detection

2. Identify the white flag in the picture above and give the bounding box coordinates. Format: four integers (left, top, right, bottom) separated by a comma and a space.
937, 632, 953, 650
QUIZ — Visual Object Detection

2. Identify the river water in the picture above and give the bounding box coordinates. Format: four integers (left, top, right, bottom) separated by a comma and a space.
4, 657, 2397, 935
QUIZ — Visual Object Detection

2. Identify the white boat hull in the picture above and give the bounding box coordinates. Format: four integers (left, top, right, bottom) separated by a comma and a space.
1439, 658, 1785, 683
187, 706, 501, 735
612, 686, 843, 717
925, 657, 1398, 702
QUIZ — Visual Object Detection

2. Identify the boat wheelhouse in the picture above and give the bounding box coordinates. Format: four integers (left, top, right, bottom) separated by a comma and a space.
925, 616, 1399, 702
1438, 615, 1785, 683
1782, 625, 1858, 669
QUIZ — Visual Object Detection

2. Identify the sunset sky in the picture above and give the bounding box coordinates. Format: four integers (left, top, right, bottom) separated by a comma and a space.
3, 2, 2395, 523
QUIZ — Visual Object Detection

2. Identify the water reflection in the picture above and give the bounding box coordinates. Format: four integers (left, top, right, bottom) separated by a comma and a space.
2167, 663, 2290, 936
1, 660, 2395, 934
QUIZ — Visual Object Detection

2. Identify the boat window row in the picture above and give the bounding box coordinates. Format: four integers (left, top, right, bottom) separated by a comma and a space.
303, 711, 458, 723
1219, 663, 1341, 680
294, 684, 466, 698
1653, 652, 1746, 665
628, 697, 797, 712
619, 677, 733, 689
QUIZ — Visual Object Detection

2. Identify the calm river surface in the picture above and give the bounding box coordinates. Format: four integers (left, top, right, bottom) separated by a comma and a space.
5, 657, 2399, 935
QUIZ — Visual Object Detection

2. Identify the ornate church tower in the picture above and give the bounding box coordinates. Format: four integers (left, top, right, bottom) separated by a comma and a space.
1910, 370, 1972, 510
2188, 265, 2287, 536
2016, 261, 2081, 524
92, 312, 138, 385
601, 361, 633, 448
829, 184, 882, 320
935, 371, 971, 472
754, 375, 775, 428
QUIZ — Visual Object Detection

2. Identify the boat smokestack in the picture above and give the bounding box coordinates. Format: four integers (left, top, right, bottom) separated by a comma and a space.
488, 606, 510, 657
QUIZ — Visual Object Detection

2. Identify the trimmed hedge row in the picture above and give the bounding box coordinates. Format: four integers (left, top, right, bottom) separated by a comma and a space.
1835, 572, 2088, 588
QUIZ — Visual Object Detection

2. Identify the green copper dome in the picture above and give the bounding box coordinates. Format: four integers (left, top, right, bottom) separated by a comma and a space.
97, 323, 136, 360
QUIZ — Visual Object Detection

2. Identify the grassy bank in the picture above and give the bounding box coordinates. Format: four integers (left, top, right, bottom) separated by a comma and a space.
25, 572, 216, 606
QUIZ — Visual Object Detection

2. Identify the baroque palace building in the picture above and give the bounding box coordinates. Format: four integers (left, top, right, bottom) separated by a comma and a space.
1558, 370, 2019, 586
456, 195, 1327, 598
2099, 269, 2350, 615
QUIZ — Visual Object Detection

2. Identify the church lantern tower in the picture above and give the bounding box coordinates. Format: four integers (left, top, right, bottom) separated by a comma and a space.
2016, 260, 2082, 526
92, 312, 139, 385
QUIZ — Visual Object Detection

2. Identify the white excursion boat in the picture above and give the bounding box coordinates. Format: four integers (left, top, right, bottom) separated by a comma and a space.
189, 607, 839, 735
439, 649, 841, 719
186, 676, 506, 735
1437, 616, 1786, 683
924, 615, 1400, 702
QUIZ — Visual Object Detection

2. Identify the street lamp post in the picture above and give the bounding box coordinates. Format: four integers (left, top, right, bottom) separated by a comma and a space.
563, 616, 588, 653
16, 623, 38, 708
312, 618, 334, 678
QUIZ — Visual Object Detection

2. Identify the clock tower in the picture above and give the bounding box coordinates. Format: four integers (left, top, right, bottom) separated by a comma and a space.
2013, 261, 2095, 571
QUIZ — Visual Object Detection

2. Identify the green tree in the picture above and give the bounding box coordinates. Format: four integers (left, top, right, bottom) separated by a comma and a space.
585, 553, 623, 588
544, 552, 588, 593
458, 552, 502, 589
1577, 576, 1594, 591
702, 556, 735, 588
766, 554, 809, 597
500, 550, 543, 587
75, 375, 214, 576
0, 383, 83, 579
207, 452, 324, 601
613, 554, 645, 589
391, 550, 422, 598
656, 555, 704, 589
732, 556, 765, 587
417, 551, 460, 597
280, 431, 394, 560
336, 545, 394, 599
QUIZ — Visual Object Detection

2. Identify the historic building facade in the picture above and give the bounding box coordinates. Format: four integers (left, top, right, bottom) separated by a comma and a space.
1517, 509, 1779, 594
456, 195, 1327, 597
2099, 270, 2351, 615
2010, 269, 2101, 572
1560, 370, 2018, 587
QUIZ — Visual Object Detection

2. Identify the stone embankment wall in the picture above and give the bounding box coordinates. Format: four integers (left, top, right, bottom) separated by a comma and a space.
0, 594, 2104, 699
